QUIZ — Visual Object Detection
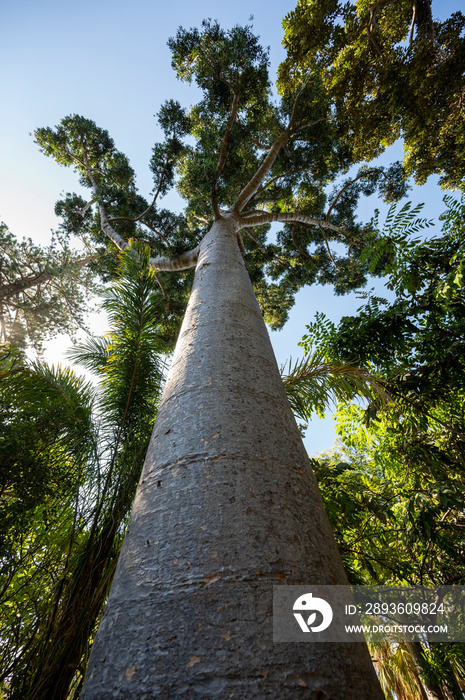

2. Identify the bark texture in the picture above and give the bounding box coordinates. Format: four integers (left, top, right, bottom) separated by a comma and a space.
81, 216, 383, 698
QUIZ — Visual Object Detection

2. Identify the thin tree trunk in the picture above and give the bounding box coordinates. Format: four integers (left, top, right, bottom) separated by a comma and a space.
406, 640, 463, 700
81, 216, 383, 698
405, 640, 446, 700
21, 525, 118, 700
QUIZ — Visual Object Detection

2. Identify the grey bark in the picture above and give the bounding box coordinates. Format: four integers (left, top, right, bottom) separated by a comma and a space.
237, 211, 346, 235
80, 215, 383, 699
149, 245, 199, 272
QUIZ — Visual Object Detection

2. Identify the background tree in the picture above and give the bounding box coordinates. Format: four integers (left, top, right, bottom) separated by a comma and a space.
0, 223, 97, 351
279, 0, 465, 191
308, 439, 465, 700
0, 244, 166, 699
287, 196, 465, 698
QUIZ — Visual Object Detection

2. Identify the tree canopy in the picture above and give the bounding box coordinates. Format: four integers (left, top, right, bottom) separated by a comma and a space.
279, 0, 465, 191
34, 21, 409, 336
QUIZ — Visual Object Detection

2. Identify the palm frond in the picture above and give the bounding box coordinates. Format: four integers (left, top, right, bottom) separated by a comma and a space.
281, 352, 390, 421
370, 640, 428, 700
69, 244, 167, 436
66, 336, 110, 374
0, 358, 97, 464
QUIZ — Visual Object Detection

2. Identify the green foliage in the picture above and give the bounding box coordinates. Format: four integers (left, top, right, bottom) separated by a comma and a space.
69, 243, 165, 438
169, 20, 270, 102
372, 640, 428, 700
169, 20, 278, 224
359, 202, 434, 288
303, 196, 465, 370
280, 0, 465, 190
298, 196, 465, 698
0, 352, 95, 524
0, 245, 166, 699
312, 405, 465, 698
0, 223, 98, 351
36, 115, 132, 187
35, 111, 197, 347
0, 352, 98, 696
281, 349, 389, 421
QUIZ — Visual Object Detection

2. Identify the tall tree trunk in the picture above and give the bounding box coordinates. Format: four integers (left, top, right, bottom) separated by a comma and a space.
81, 216, 383, 698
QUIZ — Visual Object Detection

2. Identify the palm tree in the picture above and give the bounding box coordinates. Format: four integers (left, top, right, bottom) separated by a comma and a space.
1, 244, 166, 699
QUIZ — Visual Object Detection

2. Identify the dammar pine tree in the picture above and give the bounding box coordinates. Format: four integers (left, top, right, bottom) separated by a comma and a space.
34, 22, 398, 698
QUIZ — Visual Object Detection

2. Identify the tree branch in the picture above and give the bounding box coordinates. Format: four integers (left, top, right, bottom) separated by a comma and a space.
409, 0, 417, 49
135, 221, 169, 245
287, 77, 311, 130
237, 211, 347, 236
99, 204, 129, 251
107, 143, 175, 232
211, 90, 241, 219
81, 142, 98, 190
325, 167, 392, 226
231, 82, 323, 214
240, 208, 270, 218
78, 133, 198, 273
252, 169, 304, 200
318, 223, 338, 267
232, 131, 289, 213
74, 199, 96, 218
149, 246, 199, 272
106, 215, 169, 245
290, 117, 327, 138
0, 257, 93, 301
367, 0, 396, 30
241, 226, 267, 250
251, 136, 270, 151
100, 204, 198, 271
291, 225, 325, 271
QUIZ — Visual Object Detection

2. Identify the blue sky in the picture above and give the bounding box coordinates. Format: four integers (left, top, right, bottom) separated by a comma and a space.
1, 0, 460, 453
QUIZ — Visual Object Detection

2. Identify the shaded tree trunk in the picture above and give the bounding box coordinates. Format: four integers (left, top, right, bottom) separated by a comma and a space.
406, 640, 463, 700
406, 640, 446, 700
81, 216, 383, 698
